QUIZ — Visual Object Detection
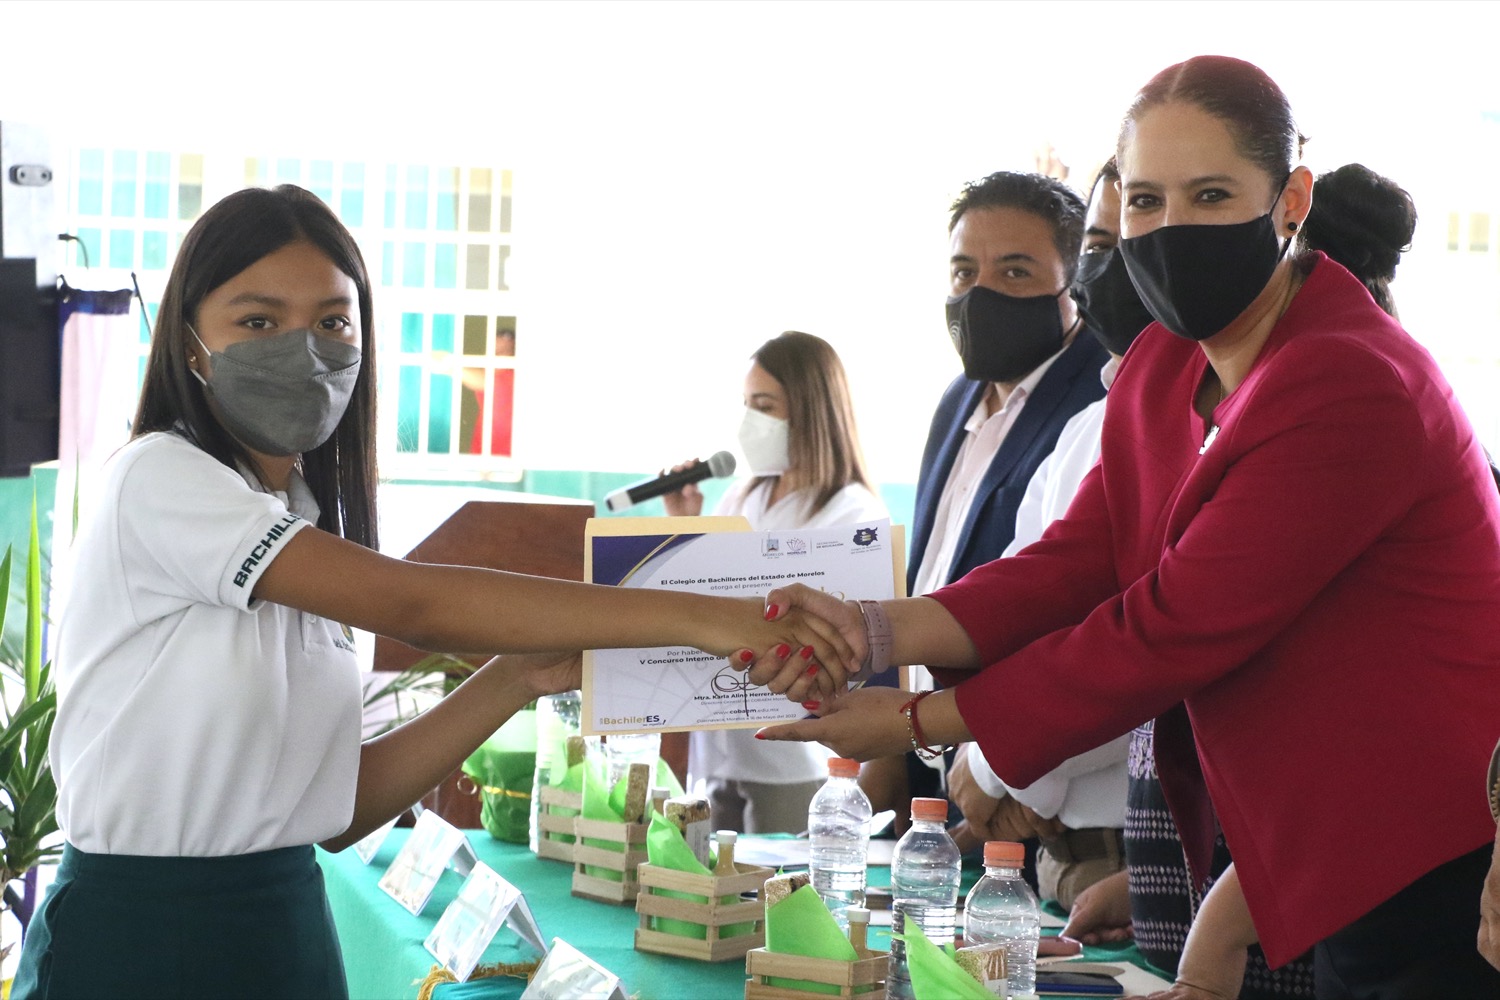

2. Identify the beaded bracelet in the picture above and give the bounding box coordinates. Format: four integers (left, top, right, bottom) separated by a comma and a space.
898, 690, 948, 761
853, 600, 893, 681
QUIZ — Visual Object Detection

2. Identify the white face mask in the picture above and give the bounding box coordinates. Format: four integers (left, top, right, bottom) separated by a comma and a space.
738, 407, 791, 475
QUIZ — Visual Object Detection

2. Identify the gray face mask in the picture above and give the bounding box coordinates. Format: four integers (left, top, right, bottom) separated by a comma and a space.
188, 325, 361, 456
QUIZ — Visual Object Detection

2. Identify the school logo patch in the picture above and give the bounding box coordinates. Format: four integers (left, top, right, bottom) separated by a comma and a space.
852, 527, 878, 547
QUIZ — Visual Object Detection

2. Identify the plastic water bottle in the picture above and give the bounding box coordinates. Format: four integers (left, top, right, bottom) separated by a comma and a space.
807, 757, 872, 931
528, 690, 581, 853
963, 840, 1041, 999
600, 732, 661, 788
888, 797, 961, 1000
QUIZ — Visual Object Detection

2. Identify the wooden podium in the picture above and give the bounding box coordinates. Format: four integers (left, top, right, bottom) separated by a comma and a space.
374, 491, 594, 829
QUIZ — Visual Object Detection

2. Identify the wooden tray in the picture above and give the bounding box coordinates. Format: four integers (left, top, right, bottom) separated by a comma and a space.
570, 816, 649, 904
534, 785, 581, 863
744, 946, 888, 999
633, 862, 774, 963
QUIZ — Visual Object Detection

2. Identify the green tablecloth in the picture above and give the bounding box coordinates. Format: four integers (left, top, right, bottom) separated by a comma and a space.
317, 829, 1156, 1000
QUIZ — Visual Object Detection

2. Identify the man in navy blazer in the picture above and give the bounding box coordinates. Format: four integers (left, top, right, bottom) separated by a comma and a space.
908, 327, 1107, 593
865, 172, 1107, 856
910, 170, 1106, 620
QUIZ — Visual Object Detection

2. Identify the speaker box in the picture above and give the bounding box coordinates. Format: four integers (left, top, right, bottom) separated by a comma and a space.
0, 258, 58, 477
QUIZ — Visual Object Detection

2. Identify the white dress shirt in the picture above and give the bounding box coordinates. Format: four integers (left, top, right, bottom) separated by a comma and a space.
968, 357, 1127, 829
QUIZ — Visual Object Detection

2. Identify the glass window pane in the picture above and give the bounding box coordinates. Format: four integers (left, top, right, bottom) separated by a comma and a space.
1471, 213, 1491, 253
142, 231, 167, 269
381, 240, 396, 287
432, 314, 455, 353
384, 164, 399, 228
459, 367, 483, 455
144, 151, 170, 219
341, 162, 366, 225
435, 167, 459, 231
487, 369, 515, 456
498, 169, 512, 233
397, 365, 422, 453
111, 150, 138, 217
402, 243, 426, 287
75, 227, 100, 268
78, 149, 105, 216
108, 229, 134, 268
244, 157, 267, 188
400, 312, 424, 353
310, 160, 335, 204
496, 319, 516, 356
276, 157, 301, 183
468, 167, 493, 232
462, 315, 489, 356
496, 245, 511, 291
434, 244, 457, 289
179, 154, 204, 220
405, 165, 429, 229
465, 244, 489, 290
427, 373, 453, 453
1448, 212, 1462, 252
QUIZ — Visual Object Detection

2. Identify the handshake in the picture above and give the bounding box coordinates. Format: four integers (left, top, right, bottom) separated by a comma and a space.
721, 584, 973, 764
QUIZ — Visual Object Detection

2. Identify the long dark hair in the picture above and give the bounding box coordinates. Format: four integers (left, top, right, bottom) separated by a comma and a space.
749, 331, 873, 514
132, 184, 379, 549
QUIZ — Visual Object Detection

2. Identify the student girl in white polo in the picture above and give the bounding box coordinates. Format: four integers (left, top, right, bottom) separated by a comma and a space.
14, 184, 852, 999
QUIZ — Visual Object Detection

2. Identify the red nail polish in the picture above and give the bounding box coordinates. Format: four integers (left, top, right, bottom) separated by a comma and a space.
738, 650, 753, 663
775, 643, 791, 658
799, 645, 814, 660
805, 664, 819, 677
802, 701, 820, 710
763, 604, 780, 621
753, 731, 767, 740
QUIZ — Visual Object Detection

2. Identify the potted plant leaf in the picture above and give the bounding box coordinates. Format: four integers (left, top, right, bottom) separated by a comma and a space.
0, 494, 62, 985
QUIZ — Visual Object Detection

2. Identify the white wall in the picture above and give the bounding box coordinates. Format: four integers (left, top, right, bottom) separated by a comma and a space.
5, 0, 1498, 478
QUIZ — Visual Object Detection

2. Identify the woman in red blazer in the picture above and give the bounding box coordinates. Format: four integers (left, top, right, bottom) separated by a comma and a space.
749, 56, 1500, 997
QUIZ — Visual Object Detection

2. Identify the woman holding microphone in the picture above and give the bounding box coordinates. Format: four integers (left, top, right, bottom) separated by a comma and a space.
666, 331, 887, 832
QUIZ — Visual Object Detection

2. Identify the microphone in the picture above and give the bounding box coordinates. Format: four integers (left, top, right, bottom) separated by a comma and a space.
603, 451, 737, 512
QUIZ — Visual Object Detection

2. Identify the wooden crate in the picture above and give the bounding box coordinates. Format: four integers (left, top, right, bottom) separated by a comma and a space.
633, 862, 774, 963
743, 946, 888, 999
570, 816, 649, 904
534, 785, 581, 863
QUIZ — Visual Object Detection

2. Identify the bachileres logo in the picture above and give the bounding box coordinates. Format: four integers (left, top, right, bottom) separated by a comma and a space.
852, 526, 878, 547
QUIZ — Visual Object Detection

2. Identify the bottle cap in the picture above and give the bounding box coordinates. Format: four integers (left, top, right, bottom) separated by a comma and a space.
847, 906, 870, 924
650, 786, 670, 800
983, 840, 1025, 868
911, 797, 948, 823
715, 830, 737, 845
827, 757, 859, 778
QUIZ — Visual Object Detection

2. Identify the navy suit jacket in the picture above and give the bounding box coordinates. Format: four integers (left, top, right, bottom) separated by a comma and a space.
907, 331, 1108, 595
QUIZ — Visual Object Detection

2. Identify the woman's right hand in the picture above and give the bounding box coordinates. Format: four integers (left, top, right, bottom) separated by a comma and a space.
661, 459, 705, 517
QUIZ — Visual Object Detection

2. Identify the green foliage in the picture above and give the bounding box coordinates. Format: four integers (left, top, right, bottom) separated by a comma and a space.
360, 653, 476, 737
0, 493, 62, 885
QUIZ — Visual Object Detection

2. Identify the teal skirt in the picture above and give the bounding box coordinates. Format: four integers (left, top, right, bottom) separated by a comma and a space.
13, 843, 348, 999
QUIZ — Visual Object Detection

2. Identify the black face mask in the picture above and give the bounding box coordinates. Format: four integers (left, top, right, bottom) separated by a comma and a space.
1119, 209, 1293, 342
1070, 248, 1157, 357
945, 285, 1070, 383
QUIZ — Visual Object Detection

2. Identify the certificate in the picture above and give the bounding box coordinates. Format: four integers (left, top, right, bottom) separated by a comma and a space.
581, 515, 903, 735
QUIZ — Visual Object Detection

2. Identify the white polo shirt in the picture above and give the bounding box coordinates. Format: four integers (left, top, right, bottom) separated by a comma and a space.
52, 431, 362, 857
